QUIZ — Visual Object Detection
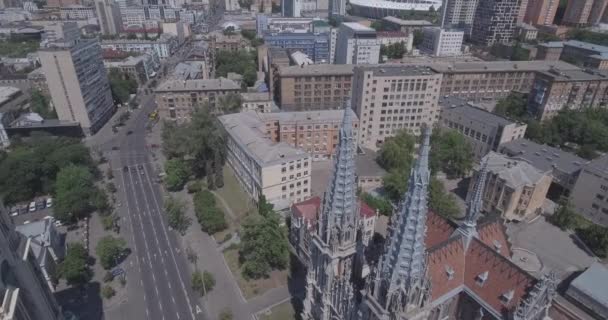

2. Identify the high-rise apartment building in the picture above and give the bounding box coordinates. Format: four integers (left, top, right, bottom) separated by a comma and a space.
440, 0, 479, 31
335, 23, 380, 65
39, 39, 115, 134
562, 0, 608, 26
524, 0, 558, 25
420, 27, 464, 56
0, 206, 63, 320
329, 0, 345, 17
470, 0, 519, 46
95, 0, 122, 36
351, 65, 442, 150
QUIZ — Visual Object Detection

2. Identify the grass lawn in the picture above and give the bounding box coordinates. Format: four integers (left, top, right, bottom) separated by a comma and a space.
215, 165, 256, 221
258, 301, 296, 320
223, 247, 289, 299
0, 40, 40, 58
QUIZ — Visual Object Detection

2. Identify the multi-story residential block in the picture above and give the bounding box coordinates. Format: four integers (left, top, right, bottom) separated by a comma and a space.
276, 64, 354, 111
209, 31, 249, 52
561, 40, 608, 70
162, 21, 190, 44
39, 39, 115, 134
95, 0, 122, 36
562, 0, 608, 26
470, 151, 552, 221
433, 60, 580, 102
155, 78, 240, 123
281, 0, 302, 17
329, 0, 345, 17
0, 207, 63, 320
517, 23, 538, 41
104, 53, 158, 84
335, 23, 380, 65
439, 96, 527, 160
46, 0, 80, 7
524, 0, 558, 25
60, 5, 96, 20
376, 31, 413, 52
241, 92, 274, 113
261, 108, 359, 160
256, 16, 314, 35
382, 16, 434, 33
41, 21, 80, 44
527, 68, 608, 121
570, 154, 608, 226
421, 27, 464, 57
263, 31, 330, 64
351, 65, 442, 150
101, 35, 177, 59
499, 138, 588, 196
439, 0, 479, 32
536, 41, 563, 60
218, 111, 312, 209
470, 0, 519, 46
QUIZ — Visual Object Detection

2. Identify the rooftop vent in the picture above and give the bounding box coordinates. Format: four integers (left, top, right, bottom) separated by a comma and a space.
445, 265, 455, 280
500, 290, 515, 304
476, 271, 489, 286
493, 240, 502, 253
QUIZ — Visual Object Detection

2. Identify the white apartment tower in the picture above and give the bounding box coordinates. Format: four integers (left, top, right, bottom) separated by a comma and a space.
95, 0, 122, 35
440, 0, 479, 32
335, 23, 380, 65
351, 65, 442, 150
421, 27, 464, 56
39, 39, 115, 134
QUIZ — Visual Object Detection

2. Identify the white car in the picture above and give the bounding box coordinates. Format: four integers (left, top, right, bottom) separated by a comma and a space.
28, 201, 36, 212
46, 198, 53, 208
54, 220, 63, 227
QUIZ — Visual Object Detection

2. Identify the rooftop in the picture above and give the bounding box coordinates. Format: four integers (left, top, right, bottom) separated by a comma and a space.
540, 41, 564, 48
439, 96, 517, 127
279, 64, 355, 77
342, 22, 375, 32
568, 262, 608, 309
240, 92, 271, 102
155, 78, 240, 92
382, 16, 434, 27
261, 108, 357, 124
357, 65, 439, 77
539, 68, 608, 81
429, 60, 579, 73
500, 138, 588, 175
564, 40, 608, 54
218, 111, 309, 166
482, 151, 549, 189
376, 31, 408, 38
0, 86, 21, 103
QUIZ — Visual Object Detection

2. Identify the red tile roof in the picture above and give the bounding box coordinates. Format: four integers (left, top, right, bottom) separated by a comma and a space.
426, 210, 456, 248
291, 196, 377, 225
360, 201, 376, 218
102, 49, 129, 60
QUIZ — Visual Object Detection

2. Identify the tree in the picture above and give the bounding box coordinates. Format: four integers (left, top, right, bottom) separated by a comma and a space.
193, 190, 227, 234
382, 169, 409, 202
370, 21, 383, 31
430, 129, 473, 179
165, 196, 191, 235
215, 50, 257, 87
192, 270, 215, 296
429, 177, 460, 218
54, 165, 97, 221
59, 243, 92, 286
494, 92, 528, 120
239, 213, 289, 279
216, 93, 242, 114
257, 194, 274, 217
377, 130, 416, 171
413, 29, 424, 47
237, 0, 252, 9
219, 309, 233, 320
241, 30, 256, 40
381, 42, 407, 60
101, 285, 116, 299
96, 235, 127, 270
577, 224, 608, 258
361, 192, 393, 216
550, 201, 578, 231
108, 70, 137, 104
164, 158, 191, 191
30, 89, 57, 119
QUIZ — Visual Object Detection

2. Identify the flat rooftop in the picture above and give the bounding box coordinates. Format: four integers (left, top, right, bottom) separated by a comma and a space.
429, 60, 579, 73
218, 111, 309, 166
279, 64, 355, 77
240, 92, 271, 102
539, 68, 608, 81
568, 262, 608, 310
564, 40, 608, 54
343, 22, 375, 32
155, 78, 240, 92
499, 138, 588, 175
261, 108, 356, 123
539, 41, 564, 48
439, 96, 516, 127
356, 65, 439, 77
382, 16, 433, 27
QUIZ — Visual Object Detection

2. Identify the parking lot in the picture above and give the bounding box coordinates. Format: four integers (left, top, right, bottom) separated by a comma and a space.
9, 197, 61, 226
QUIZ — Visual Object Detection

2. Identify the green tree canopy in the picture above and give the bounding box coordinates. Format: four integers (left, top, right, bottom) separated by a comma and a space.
96, 235, 127, 270
239, 212, 289, 279
54, 165, 98, 221
165, 196, 191, 235
109, 69, 138, 104
577, 224, 608, 258
30, 90, 57, 119
429, 177, 460, 218
215, 50, 257, 87
430, 129, 473, 179
192, 270, 216, 296
59, 243, 92, 286
165, 158, 191, 191
193, 190, 227, 234
377, 130, 416, 171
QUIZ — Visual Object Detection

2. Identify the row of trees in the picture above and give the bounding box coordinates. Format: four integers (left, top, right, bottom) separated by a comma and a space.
239, 196, 290, 279
193, 190, 227, 234
376, 129, 472, 218
551, 202, 608, 258
380, 42, 407, 60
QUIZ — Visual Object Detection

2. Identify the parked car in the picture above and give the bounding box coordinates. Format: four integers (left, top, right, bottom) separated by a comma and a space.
9, 207, 18, 216
54, 220, 63, 227
36, 200, 46, 210
46, 198, 53, 208
29, 201, 36, 212
18, 206, 28, 215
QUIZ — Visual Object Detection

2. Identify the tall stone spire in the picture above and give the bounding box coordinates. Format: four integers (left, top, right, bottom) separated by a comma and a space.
456, 158, 488, 246
373, 126, 432, 313
318, 100, 358, 245
301, 100, 360, 320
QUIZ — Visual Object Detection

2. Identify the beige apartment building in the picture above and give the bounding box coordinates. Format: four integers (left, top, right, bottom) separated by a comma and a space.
524, 0, 559, 25
439, 96, 527, 160
218, 112, 312, 210
241, 92, 274, 113
470, 151, 552, 222
432, 60, 580, 102
351, 65, 442, 150
570, 154, 608, 226
262, 108, 359, 160
276, 64, 354, 111
527, 68, 608, 121
155, 78, 240, 123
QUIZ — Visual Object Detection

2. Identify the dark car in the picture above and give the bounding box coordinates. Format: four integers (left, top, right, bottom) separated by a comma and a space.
112, 146, 119, 150
36, 200, 46, 210
126, 130, 133, 135
123, 166, 129, 172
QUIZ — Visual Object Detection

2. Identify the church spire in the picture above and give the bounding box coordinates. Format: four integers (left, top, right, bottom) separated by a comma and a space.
456, 158, 488, 246
318, 100, 358, 245
376, 126, 431, 309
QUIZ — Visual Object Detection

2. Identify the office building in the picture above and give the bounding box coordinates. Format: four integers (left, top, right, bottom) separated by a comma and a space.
104, 53, 158, 84
101, 34, 177, 59
162, 21, 190, 44
570, 154, 608, 226
527, 68, 608, 121
351, 65, 442, 150
562, 0, 608, 26
561, 40, 608, 70
263, 31, 330, 64
41, 22, 80, 44
155, 78, 240, 123
60, 5, 96, 20
218, 111, 311, 210
536, 41, 563, 60
282, 0, 301, 17
261, 108, 359, 160
517, 23, 538, 41
439, 96, 527, 160
276, 64, 354, 111
382, 16, 434, 33
421, 27, 464, 56
376, 31, 412, 52
0, 206, 63, 320
329, 0, 344, 17
256, 16, 314, 34
95, 0, 122, 36
433, 60, 580, 102
39, 39, 115, 134
523, 0, 558, 25
440, 0, 479, 31
469, 151, 552, 221
500, 138, 588, 196
335, 23, 380, 65
470, 0, 519, 46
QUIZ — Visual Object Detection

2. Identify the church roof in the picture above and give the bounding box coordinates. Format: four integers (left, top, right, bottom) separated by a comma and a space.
292, 196, 376, 226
